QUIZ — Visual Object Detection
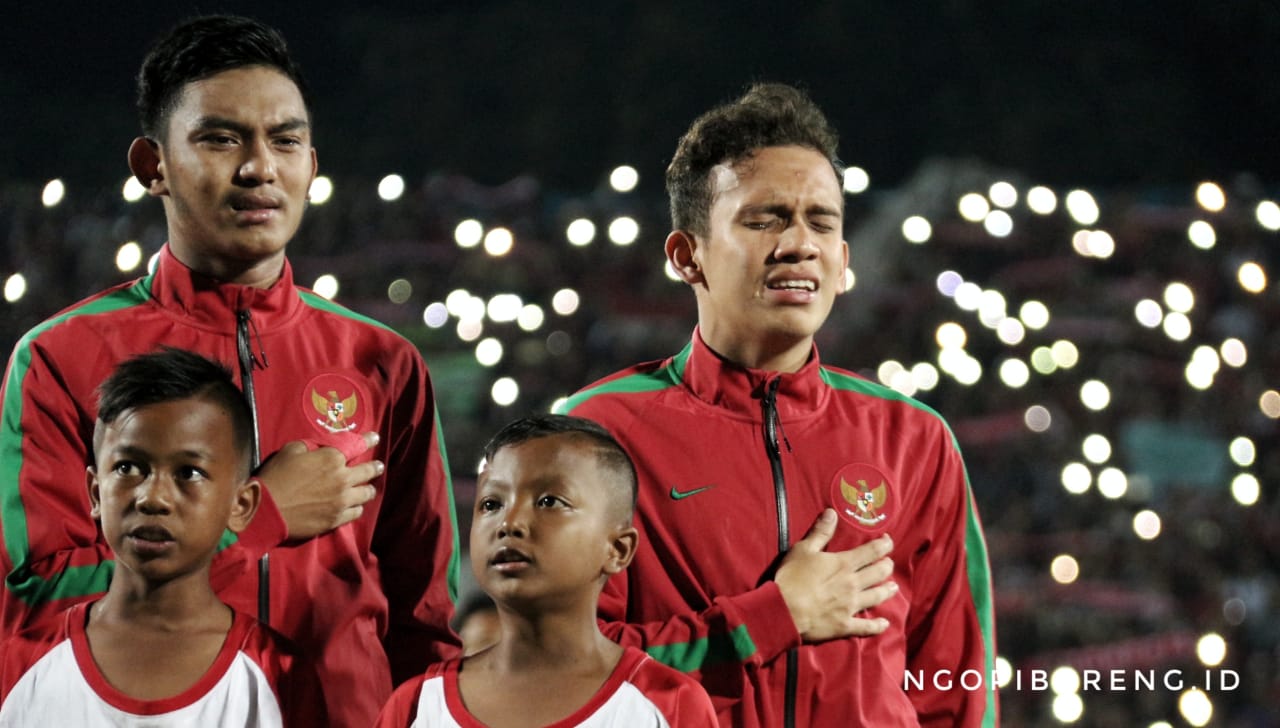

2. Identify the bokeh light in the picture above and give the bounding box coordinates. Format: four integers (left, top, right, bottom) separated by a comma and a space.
902, 216, 932, 243
308, 176, 333, 205
566, 218, 596, 246
1133, 510, 1161, 540
609, 165, 638, 192
312, 274, 339, 300
484, 227, 514, 256
377, 174, 405, 201
3, 274, 26, 303
1050, 555, 1079, 584
41, 179, 65, 207
116, 242, 143, 272
843, 166, 870, 194
455, 219, 483, 248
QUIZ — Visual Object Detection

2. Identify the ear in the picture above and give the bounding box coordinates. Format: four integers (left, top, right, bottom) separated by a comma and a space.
306, 147, 318, 199
127, 136, 168, 197
602, 525, 638, 576
838, 239, 850, 293
664, 230, 704, 285
86, 466, 102, 520
227, 477, 263, 534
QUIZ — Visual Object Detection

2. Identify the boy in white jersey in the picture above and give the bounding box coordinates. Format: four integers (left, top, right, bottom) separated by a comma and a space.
376, 415, 715, 727
0, 348, 322, 726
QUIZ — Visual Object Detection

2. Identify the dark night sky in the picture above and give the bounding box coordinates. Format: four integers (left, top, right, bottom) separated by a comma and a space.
3, 2, 1277, 193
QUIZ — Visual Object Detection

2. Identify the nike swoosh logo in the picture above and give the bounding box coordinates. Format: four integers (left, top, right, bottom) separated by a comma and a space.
670, 485, 714, 500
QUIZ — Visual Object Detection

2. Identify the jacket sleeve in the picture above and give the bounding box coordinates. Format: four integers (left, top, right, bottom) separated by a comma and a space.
0, 332, 277, 634
903, 429, 998, 727
598, 570, 801, 674
371, 350, 461, 683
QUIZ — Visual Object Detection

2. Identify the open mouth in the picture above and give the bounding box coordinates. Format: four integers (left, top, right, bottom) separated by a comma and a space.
767, 279, 817, 292
128, 525, 175, 542
490, 547, 531, 566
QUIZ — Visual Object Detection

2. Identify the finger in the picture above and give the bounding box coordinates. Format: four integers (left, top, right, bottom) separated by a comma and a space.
844, 614, 891, 637
842, 534, 893, 568
343, 459, 384, 484
278, 440, 311, 456
852, 579, 899, 612
333, 504, 365, 529
794, 508, 838, 553
344, 484, 377, 507
854, 555, 895, 583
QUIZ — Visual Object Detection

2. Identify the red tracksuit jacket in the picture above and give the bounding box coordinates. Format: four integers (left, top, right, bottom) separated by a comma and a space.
559, 331, 998, 727
0, 246, 461, 728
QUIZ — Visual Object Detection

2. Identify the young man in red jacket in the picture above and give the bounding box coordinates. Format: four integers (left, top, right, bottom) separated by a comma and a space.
0, 15, 460, 727
558, 83, 997, 726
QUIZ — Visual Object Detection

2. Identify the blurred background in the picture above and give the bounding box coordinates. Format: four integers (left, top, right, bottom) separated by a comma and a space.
2, 3, 1277, 725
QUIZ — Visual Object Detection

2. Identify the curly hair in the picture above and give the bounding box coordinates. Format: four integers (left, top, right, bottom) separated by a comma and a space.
666, 82, 843, 236
136, 14, 311, 140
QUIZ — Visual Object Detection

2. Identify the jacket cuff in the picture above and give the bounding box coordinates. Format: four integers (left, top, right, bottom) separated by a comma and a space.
726, 582, 802, 664
236, 480, 289, 555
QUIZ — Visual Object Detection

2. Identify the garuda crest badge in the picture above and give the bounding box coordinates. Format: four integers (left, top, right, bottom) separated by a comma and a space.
312, 389, 358, 433
829, 463, 895, 532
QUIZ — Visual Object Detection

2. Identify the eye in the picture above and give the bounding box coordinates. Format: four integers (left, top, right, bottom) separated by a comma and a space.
536, 494, 566, 508
200, 133, 239, 147
111, 461, 142, 477
177, 465, 208, 482
477, 497, 503, 513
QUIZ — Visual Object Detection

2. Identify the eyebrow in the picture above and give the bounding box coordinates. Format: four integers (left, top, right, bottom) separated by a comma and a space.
111, 443, 213, 462
193, 116, 310, 136
740, 203, 843, 218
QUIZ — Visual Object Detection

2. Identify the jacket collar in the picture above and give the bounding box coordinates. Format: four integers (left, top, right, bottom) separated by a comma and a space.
147, 245, 305, 332
677, 327, 828, 420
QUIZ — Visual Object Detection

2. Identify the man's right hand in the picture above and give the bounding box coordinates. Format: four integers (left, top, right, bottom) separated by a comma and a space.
255, 432, 383, 540
774, 508, 898, 643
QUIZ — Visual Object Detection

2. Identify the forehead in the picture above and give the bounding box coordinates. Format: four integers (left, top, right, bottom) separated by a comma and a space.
167, 65, 308, 130
709, 145, 842, 209
482, 435, 603, 487
98, 397, 234, 452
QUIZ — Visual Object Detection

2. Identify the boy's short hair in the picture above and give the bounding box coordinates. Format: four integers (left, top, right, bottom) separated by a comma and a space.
483, 414, 638, 519
666, 82, 843, 237
95, 347, 253, 478
137, 14, 311, 140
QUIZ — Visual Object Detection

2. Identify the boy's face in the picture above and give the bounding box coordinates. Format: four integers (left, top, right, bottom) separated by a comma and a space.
131, 65, 317, 285
471, 435, 636, 609
88, 396, 258, 585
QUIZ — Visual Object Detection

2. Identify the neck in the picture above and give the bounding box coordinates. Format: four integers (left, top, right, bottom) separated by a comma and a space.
699, 326, 813, 373
168, 244, 285, 290
488, 600, 617, 671
95, 567, 226, 628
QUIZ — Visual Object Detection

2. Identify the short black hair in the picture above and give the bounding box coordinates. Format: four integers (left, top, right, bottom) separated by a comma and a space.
136, 14, 311, 140
666, 82, 843, 236
483, 414, 638, 519
95, 347, 253, 478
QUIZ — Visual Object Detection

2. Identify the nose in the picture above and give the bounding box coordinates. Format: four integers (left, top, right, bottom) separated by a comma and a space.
236, 137, 278, 185
772, 224, 820, 263
135, 474, 175, 515
496, 502, 530, 539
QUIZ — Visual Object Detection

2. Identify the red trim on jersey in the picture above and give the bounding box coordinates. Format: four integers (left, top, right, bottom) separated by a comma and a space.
66, 602, 254, 715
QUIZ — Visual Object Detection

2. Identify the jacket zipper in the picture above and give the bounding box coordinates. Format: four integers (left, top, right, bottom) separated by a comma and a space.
236, 309, 270, 626
763, 377, 797, 728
